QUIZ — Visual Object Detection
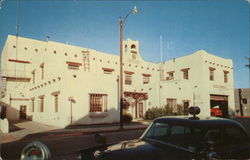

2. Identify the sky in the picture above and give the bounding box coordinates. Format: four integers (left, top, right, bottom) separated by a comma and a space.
0, 0, 249, 88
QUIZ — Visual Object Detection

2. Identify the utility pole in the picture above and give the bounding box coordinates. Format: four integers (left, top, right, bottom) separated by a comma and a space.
245, 57, 250, 68
238, 89, 244, 116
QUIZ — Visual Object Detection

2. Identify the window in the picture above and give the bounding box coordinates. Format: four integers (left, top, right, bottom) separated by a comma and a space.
167, 98, 177, 113
183, 100, 189, 115
52, 91, 60, 112
31, 98, 35, 112
144, 122, 202, 152
66, 61, 82, 70
31, 70, 35, 84
166, 71, 174, 80
224, 127, 249, 147
132, 53, 136, 59
38, 95, 45, 112
54, 95, 58, 112
145, 123, 169, 140
125, 44, 128, 52
223, 70, 229, 83
242, 98, 247, 104
131, 44, 136, 49
40, 63, 44, 80
89, 94, 107, 112
143, 76, 149, 84
142, 74, 151, 84
124, 71, 134, 85
68, 64, 79, 70
181, 68, 190, 80
209, 67, 215, 81
125, 74, 132, 85
102, 68, 114, 74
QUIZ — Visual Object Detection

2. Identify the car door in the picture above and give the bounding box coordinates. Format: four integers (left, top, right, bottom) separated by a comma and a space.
215, 127, 250, 159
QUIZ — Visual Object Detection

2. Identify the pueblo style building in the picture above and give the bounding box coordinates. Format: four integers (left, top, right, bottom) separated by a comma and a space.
0, 35, 235, 127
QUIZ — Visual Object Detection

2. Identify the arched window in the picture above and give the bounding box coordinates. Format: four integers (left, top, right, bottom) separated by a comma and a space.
131, 44, 136, 49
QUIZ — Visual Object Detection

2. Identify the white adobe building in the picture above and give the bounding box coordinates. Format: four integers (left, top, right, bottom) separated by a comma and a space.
0, 35, 235, 127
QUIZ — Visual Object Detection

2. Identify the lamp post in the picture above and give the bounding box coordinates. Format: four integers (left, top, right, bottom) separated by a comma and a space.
119, 6, 138, 129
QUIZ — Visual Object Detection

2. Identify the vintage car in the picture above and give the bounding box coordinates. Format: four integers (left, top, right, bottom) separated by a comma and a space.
20, 107, 250, 160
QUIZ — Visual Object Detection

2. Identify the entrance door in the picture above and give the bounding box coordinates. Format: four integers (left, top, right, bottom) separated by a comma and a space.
210, 95, 228, 118
139, 103, 143, 118
20, 105, 27, 119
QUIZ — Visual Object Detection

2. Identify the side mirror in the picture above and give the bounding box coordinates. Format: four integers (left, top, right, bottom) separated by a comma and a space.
20, 141, 51, 160
95, 133, 106, 146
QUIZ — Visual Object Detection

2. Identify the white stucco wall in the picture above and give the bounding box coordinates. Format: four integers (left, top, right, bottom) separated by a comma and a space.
0, 35, 235, 127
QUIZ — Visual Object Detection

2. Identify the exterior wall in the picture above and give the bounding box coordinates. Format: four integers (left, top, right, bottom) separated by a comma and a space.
234, 88, 250, 116
159, 50, 234, 117
0, 35, 235, 127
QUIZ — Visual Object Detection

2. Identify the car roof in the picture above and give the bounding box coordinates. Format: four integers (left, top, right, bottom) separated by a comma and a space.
154, 116, 244, 129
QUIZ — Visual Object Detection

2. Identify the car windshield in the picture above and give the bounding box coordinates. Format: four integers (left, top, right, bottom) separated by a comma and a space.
143, 122, 249, 152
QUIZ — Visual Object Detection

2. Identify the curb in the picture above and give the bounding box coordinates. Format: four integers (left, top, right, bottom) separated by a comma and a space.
28, 126, 147, 139
3, 126, 148, 143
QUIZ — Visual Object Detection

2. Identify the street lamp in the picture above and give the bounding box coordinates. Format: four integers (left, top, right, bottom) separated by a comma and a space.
119, 6, 138, 129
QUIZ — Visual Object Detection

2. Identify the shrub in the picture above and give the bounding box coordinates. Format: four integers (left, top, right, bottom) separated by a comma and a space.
123, 113, 133, 123
144, 104, 186, 120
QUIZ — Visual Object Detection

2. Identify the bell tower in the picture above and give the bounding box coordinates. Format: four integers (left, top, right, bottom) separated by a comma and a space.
123, 38, 141, 61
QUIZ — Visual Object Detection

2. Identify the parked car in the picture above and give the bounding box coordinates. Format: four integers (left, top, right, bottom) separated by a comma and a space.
20, 107, 250, 160
78, 107, 250, 160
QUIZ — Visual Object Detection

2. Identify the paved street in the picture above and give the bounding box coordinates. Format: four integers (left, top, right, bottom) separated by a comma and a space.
1, 128, 145, 160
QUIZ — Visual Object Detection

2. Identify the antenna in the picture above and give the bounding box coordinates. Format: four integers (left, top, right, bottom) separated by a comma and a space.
16, 0, 20, 37
160, 35, 163, 62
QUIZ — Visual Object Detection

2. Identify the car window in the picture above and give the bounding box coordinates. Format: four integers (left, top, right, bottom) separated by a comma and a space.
144, 122, 169, 141
224, 127, 249, 147
168, 125, 199, 151
154, 123, 169, 137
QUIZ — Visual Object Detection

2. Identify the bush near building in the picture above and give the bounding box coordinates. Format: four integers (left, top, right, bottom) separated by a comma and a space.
123, 113, 133, 123
144, 104, 188, 120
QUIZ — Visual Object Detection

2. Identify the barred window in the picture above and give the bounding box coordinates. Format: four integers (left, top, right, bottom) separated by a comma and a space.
89, 94, 107, 112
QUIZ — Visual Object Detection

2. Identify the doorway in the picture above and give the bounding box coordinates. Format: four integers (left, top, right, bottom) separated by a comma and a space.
20, 105, 27, 119
139, 103, 144, 118
210, 95, 228, 118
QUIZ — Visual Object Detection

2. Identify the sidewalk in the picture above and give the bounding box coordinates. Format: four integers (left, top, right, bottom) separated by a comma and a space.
0, 120, 150, 144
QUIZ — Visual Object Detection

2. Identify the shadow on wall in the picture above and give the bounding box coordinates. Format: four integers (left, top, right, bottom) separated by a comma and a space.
0, 101, 28, 132
65, 108, 120, 128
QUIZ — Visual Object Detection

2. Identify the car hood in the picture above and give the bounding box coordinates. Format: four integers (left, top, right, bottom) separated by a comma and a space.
94, 139, 195, 160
